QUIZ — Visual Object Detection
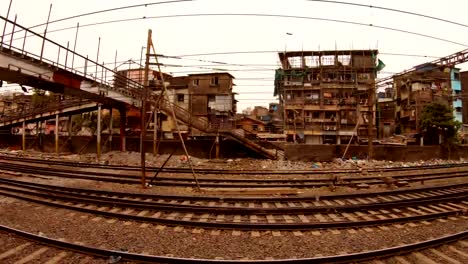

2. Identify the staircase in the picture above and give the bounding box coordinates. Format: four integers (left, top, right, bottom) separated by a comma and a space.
157, 97, 277, 159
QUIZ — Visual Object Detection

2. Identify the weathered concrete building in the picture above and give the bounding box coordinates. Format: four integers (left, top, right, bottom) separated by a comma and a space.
377, 87, 396, 138
393, 63, 459, 136
117, 69, 237, 138
275, 50, 378, 144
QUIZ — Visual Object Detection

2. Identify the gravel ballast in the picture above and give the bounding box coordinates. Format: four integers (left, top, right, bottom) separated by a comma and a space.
0, 197, 467, 260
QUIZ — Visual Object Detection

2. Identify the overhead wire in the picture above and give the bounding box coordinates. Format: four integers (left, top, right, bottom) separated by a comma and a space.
306, 0, 468, 28
12, 13, 466, 48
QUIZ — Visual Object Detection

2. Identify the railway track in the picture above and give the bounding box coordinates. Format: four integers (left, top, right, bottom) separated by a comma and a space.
1, 224, 466, 263
1, 160, 467, 188
2, 153, 468, 175
1, 178, 466, 230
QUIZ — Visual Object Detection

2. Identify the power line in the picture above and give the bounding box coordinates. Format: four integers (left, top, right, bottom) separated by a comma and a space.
306, 0, 468, 28
10, 0, 195, 32
10, 13, 467, 48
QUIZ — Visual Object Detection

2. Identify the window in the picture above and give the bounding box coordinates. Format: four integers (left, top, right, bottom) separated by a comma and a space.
193, 79, 199, 86
210, 77, 219, 86
454, 72, 460, 81
177, 94, 184, 103
252, 124, 258, 131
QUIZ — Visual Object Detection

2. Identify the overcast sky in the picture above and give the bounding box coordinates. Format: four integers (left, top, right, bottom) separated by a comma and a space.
2, 0, 468, 111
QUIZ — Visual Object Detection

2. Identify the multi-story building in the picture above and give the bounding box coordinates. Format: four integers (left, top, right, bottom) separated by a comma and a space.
377, 87, 396, 138
393, 63, 458, 136
116, 69, 237, 138
275, 50, 377, 144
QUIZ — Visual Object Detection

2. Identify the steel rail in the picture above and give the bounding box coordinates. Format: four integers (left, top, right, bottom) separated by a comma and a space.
1, 177, 468, 202
1, 224, 466, 263
0, 189, 463, 230
2, 154, 467, 175
1, 181, 466, 214
1, 161, 468, 188
0, 183, 466, 230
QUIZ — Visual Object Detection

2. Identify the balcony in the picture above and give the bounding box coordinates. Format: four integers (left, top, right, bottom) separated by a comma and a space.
285, 99, 304, 105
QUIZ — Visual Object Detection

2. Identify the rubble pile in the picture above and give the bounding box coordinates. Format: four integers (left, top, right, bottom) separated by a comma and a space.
0, 148, 466, 171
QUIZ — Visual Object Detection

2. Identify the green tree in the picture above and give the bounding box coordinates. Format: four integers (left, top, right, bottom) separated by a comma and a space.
420, 103, 461, 145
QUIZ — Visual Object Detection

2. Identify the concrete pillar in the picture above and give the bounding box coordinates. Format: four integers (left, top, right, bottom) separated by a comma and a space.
336, 135, 341, 145
55, 115, 59, 155
22, 121, 26, 151
108, 107, 113, 151
420, 136, 424, 146
97, 104, 102, 161
119, 108, 126, 151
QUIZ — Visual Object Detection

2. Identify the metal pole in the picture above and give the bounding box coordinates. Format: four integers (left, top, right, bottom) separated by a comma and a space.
21, 29, 26, 53
150, 37, 201, 190
39, 3, 52, 61
368, 76, 375, 160
1, 0, 13, 48
55, 114, 59, 155
8, 14, 16, 49
215, 134, 220, 159
22, 121, 25, 151
64, 41, 69, 69
109, 107, 113, 151
140, 46, 145, 84
119, 108, 126, 151
153, 107, 158, 155
140, 30, 152, 188
95, 37, 100, 81
71, 22, 79, 69
114, 50, 118, 70
68, 115, 72, 136
97, 104, 102, 161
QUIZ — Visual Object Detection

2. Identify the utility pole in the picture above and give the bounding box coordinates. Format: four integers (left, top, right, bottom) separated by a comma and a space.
140, 30, 152, 188
367, 75, 375, 160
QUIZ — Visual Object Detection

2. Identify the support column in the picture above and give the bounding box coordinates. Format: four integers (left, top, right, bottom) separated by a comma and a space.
119, 108, 126, 151
97, 104, 102, 161
215, 134, 220, 159
55, 114, 59, 155
153, 109, 157, 155
336, 135, 341, 145
109, 107, 113, 151
68, 116, 72, 136
22, 121, 26, 151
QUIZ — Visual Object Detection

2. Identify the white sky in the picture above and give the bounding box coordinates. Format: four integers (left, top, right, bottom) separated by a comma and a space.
2, 0, 468, 111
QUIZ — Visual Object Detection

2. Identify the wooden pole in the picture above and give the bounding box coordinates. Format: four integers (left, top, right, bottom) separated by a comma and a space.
140, 30, 152, 188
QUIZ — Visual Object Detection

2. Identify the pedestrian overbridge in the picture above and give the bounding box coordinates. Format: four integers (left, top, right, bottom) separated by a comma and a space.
0, 15, 276, 159
0, 99, 98, 128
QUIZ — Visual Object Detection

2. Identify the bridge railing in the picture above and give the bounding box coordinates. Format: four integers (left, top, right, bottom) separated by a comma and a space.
0, 98, 93, 123
0, 15, 144, 101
